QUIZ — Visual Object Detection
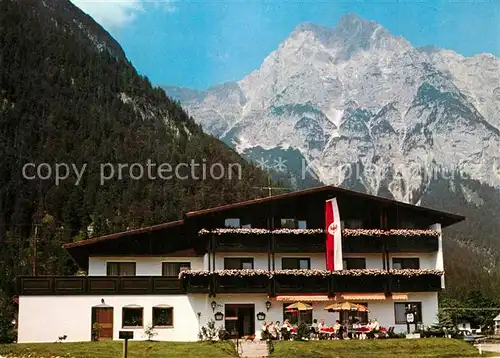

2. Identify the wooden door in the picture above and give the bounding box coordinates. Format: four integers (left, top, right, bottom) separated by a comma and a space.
92, 307, 113, 340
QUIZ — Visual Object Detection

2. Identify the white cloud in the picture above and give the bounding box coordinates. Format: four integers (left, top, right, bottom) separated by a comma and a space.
70, 0, 176, 30
154, 1, 177, 13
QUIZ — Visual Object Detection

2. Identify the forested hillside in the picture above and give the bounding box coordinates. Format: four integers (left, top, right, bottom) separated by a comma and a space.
421, 175, 500, 299
0, 0, 270, 341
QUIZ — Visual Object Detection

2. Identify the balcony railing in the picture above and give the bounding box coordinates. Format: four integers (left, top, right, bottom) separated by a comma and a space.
273, 275, 329, 294
389, 274, 442, 292
216, 275, 269, 293
214, 235, 269, 252
180, 269, 444, 296
200, 228, 440, 253
184, 276, 211, 293
17, 276, 184, 295
18, 269, 443, 296
333, 274, 389, 294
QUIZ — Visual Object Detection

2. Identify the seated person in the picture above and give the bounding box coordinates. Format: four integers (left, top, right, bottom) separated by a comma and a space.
367, 319, 373, 330
333, 320, 341, 332
269, 321, 278, 340
318, 319, 326, 330
333, 320, 342, 339
280, 321, 291, 341
260, 321, 268, 340
310, 319, 319, 338
311, 319, 318, 333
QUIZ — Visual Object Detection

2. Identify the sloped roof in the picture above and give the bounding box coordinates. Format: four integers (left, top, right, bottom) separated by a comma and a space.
185, 185, 465, 225
62, 220, 183, 249
63, 185, 465, 250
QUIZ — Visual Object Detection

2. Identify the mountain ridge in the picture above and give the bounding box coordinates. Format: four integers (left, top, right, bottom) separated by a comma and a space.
162, 13, 500, 204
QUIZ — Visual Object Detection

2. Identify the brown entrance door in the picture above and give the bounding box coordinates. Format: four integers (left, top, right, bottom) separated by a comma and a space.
224, 304, 255, 338
92, 307, 113, 340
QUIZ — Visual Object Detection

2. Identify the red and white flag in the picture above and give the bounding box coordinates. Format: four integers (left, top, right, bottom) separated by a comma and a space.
325, 198, 343, 271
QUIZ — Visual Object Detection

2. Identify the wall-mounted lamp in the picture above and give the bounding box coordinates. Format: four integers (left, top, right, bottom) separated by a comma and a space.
214, 312, 224, 321
197, 312, 201, 319
257, 312, 266, 321
265, 301, 272, 312
211, 301, 217, 312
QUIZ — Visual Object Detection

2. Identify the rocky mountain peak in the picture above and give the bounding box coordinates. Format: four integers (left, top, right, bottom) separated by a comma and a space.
335, 13, 380, 34
164, 15, 500, 203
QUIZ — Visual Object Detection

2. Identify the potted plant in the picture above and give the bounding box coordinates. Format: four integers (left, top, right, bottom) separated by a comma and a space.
91, 323, 101, 341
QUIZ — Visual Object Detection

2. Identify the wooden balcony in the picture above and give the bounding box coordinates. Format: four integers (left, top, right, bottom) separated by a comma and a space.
216, 275, 269, 293
184, 276, 211, 293
206, 229, 439, 254
273, 275, 329, 294
333, 275, 389, 293
274, 235, 324, 253
17, 271, 443, 296
389, 274, 442, 292
342, 235, 439, 253
213, 235, 268, 252
17, 276, 184, 295
385, 235, 439, 253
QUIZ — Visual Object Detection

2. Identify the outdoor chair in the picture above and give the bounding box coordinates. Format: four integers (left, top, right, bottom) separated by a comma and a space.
386, 327, 396, 338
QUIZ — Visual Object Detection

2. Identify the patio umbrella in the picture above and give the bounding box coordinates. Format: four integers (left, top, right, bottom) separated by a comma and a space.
324, 301, 369, 312
285, 302, 312, 324
285, 302, 313, 311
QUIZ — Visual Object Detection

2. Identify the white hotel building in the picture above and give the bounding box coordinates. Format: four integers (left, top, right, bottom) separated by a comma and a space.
16, 185, 464, 343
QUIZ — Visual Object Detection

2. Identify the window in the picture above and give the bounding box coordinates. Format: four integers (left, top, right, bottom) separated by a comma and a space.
122, 306, 143, 327
282, 258, 311, 269
162, 262, 191, 276
341, 302, 368, 324
283, 303, 312, 325
152, 306, 173, 327
107, 262, 136, 276
280, 219, 307, 229
225, 218, 240, 228
224, 258, 254, 269
343, 258, 366, 269
392, 258, 420, 269
394, 302, 422, 324
281, 218, 296, 229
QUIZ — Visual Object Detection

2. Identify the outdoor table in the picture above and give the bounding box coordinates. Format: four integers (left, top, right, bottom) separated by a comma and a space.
354, 326, 370, 339
319, 327, 335, 339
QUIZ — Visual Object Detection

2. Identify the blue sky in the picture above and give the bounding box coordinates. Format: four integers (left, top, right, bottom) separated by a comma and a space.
71, 1, 500, 90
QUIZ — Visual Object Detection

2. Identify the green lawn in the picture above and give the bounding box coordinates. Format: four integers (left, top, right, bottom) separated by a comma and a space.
0, 341, 237, 358
270, 338, 495, 358
0, 338, 495, 358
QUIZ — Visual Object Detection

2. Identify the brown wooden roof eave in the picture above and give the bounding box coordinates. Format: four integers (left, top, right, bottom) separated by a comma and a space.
63, 185, 465, 254
62, 219, 184, 249
184, 185, 466, 227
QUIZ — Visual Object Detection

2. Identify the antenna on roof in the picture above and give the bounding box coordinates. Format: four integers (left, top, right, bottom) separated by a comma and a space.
252, 175, 291, 198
